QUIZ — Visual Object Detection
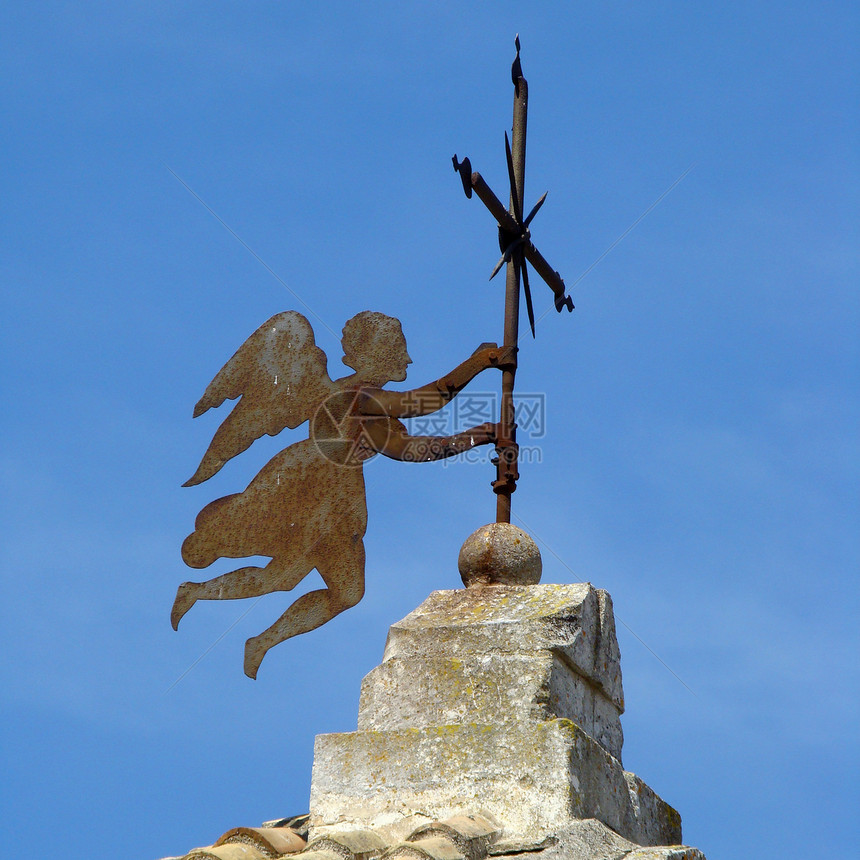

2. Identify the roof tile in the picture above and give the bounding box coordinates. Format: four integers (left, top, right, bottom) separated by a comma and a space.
216, 826, 306, 856
303, 830, 389, 860
385, 836, 464, 860
186, 844, 270, 860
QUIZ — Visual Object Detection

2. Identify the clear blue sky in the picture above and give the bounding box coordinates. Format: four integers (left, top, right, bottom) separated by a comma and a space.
2, 4, 857, 859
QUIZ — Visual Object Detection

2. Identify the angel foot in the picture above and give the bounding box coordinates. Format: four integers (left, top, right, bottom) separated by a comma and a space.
244, 635, 270, 680
170, 582, 199, 630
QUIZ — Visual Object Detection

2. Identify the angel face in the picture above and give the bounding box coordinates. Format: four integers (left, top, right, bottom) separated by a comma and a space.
387, 330, 412, 382
341, 311, 413, 386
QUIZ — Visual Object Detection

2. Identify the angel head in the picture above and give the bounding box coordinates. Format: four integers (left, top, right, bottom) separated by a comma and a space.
341, 311, 412, 386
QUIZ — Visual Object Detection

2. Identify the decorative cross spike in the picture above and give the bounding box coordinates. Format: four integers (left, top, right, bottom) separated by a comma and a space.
452, 41, 574, 330
452, 35, 574, 524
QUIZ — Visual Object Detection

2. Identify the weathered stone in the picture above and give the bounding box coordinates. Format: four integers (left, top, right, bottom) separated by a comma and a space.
595, 589, 622, 709
458, 524, 542, 586
488, 819, 635, 859
309, 720, 680, 847
590, 691, 624, 763
380, 585, 623, 711
358, 651, 622, 761
308, 583, 696, 856
488, 819, 703, 860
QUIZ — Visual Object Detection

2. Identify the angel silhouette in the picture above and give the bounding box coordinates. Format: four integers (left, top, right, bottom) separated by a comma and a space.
171, 310, 514, 677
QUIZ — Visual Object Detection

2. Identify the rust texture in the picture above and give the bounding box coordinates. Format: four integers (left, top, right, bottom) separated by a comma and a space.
172, 310, 513, 677
452, 35, 573, 523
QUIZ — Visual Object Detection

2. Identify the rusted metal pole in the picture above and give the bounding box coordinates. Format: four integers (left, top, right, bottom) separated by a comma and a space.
495, 70, 528, 523
452, 38, 573, 520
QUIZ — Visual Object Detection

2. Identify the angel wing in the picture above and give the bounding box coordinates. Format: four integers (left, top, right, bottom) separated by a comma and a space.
183, 311, 333, 486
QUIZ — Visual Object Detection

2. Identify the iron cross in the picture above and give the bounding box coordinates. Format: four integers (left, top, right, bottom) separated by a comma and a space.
452, 36, 574, 524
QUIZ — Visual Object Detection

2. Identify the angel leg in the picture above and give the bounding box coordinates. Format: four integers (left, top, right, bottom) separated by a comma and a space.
170, 557, 314, 631
243, 540, 366, 679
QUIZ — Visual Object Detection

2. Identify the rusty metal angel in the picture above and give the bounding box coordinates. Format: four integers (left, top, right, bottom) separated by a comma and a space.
171, 310, 513, 677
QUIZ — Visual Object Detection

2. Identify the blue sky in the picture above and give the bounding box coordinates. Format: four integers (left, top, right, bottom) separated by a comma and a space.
2, 3, 857, 859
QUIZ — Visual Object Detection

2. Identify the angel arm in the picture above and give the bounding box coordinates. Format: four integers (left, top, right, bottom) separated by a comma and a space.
362, 417, 497, 463
358, 344, 516, 419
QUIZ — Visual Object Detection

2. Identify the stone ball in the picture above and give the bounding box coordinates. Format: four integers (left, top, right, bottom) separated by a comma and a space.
458, 522, 542, 587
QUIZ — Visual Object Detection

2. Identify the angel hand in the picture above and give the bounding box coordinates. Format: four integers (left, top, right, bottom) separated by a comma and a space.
472, 422, 499, 445
485, 344, 518, 370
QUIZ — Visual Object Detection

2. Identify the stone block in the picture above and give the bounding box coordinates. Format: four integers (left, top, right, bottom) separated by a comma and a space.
358, 652, 623, 762
309, 720, 680, 848
380, 585, 623, 711
358, 654, 555, 730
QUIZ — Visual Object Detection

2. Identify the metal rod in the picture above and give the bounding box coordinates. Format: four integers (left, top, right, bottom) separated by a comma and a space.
523, 242, 572, 311
495, 71, 528, 523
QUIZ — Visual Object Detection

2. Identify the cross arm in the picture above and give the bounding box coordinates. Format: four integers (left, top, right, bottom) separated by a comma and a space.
523, 244, 574, 313
470, 171, 520, 234
468, 171, 574, 313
